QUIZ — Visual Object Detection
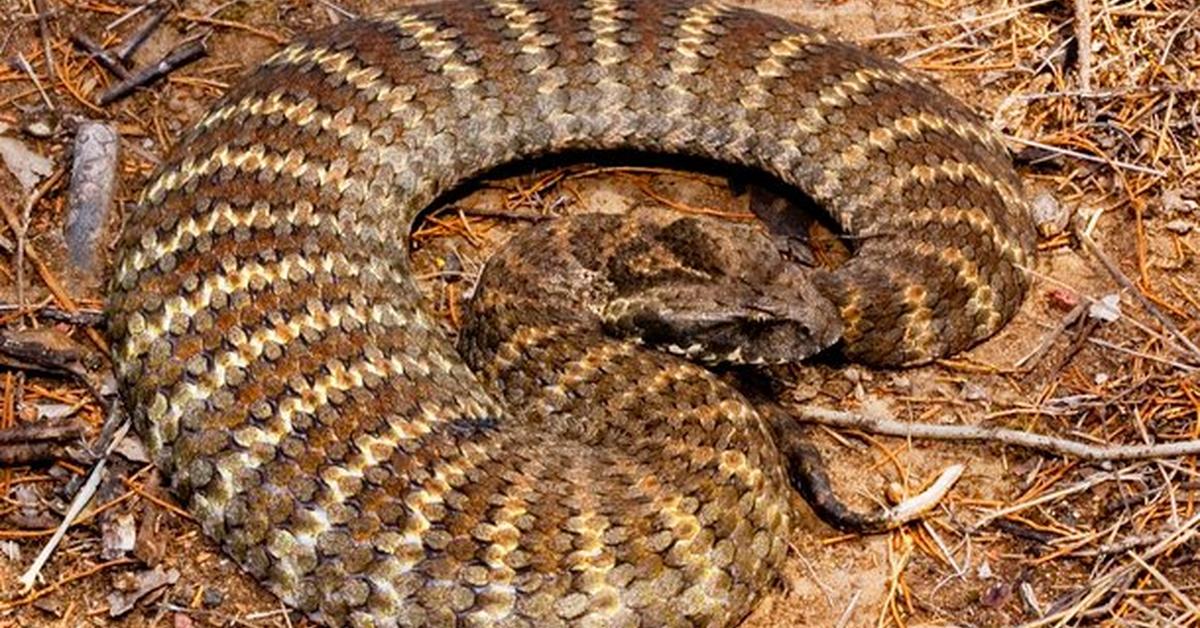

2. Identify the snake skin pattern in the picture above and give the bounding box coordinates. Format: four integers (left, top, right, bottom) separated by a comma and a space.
106, 0, 1036, 625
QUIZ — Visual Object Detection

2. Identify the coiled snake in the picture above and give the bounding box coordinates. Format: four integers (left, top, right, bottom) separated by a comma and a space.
106, 1, 1035, 625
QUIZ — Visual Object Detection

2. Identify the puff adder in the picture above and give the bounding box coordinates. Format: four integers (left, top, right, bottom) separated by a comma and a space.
107, 1, 1036, 626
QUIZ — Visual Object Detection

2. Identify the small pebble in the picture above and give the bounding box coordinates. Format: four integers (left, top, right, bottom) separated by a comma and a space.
202, 587, 224, 608
1030, 190, 1070, 237
33, 596, 64, 618
23, 120, 55, 138
977, 559, 993, 580
961, 381, 989, 402
1046, 288, 1080, 312
884, 482, 904, 505
442, 251, 464, 282
1165, 219, 1194, 234
1162, 187, 1198, 214
981, 582, 1011, 608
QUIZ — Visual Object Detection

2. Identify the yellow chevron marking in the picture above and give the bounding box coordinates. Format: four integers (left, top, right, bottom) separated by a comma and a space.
142, 145, 357, 206
670, 2, 729, 74
588, 0, 627, 67
492, 0, 555, 61
388, 12, 481, 90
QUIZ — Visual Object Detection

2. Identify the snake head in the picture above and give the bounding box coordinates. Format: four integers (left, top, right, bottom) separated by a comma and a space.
602, 271, 843, 366
599, 210, 843, 366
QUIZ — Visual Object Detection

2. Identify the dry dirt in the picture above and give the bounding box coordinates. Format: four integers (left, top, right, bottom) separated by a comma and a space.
0, 0, 1197, 626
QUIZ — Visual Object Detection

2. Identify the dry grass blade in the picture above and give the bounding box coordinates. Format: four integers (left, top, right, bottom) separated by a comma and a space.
1019, 510, 1200, 627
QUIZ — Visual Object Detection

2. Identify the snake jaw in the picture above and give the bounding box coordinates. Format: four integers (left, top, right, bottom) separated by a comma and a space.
601, 274, 844, 367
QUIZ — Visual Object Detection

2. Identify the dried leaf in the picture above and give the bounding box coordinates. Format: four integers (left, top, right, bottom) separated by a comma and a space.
101, 513, 137, 560
1088, 293, 1121, 323
108, 567, 180, 617
114, 434, 151, 464
0, 136, 53, 190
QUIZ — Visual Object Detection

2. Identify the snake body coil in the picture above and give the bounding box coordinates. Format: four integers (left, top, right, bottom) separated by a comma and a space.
107, 1, 1035, 625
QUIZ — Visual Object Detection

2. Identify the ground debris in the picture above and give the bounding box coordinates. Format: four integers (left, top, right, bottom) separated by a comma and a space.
0, 135, 54, 191
107, 566, 180, 617
100, 512, 137, 560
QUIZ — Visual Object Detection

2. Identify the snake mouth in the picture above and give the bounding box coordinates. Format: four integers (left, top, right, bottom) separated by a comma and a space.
602, 279, 845, 366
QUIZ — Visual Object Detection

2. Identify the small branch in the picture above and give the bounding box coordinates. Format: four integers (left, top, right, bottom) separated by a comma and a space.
1015, 84, 1200, 101
0, 195, 108, 351
1003, 134, 1167, 177
1020, 510, 1200, 627
0, 443, 58, 466
793, 403, 1200, 461
113, 2, 170, 63
834, 590, 862, 628
1014, 301, 1086, 370
1073, 0, 1093, 95
0, 419, 85, 466
70, 33, 131, 79
864, 0, 1056, 42
0, 419, 85, 444
0, 303, 105, 326
1159, 6, 1200, 67
33, 0, 55, 82
18, 416, 130, 592
14, 52, 54, 110
106, 0, 154, 31
1087, 337, 1197, 373
316, 0, 358, 20
898, 7, 1039, 63
975, 468, 1144, 532
98, 39, 206, 106
3, 167, 66, 309
451, 205, 554, 222
1126, 552, 1200, 617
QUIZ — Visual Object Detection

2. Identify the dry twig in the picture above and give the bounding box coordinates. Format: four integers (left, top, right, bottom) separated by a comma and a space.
17, 417, 129, 592
99, 39, 206, 105
794, 403, 1200, 462
114, 2, 169, 62
70, 33, 130, 79
1073, 0, 1093, 96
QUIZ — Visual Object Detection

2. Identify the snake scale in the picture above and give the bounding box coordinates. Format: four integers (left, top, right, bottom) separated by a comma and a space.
106, 0, 1036, 625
